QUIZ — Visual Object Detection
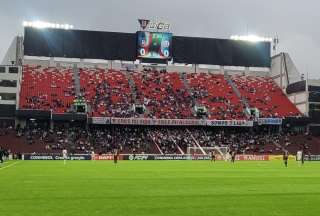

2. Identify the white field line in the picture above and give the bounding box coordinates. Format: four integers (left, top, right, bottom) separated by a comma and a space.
0, 161, 20, 170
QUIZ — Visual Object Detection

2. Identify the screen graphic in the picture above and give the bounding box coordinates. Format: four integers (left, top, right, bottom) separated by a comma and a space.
137, 31, 172, 59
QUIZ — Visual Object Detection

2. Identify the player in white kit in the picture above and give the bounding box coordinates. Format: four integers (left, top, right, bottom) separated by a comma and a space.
91, 151, 95, 161
62, 148, 68, 164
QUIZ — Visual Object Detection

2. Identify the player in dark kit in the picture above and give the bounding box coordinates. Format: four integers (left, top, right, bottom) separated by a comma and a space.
132, 148, 136, 160
0, 147, 4, 164
210, 151, 216, 162
283, 150, 289, 167
231, 150, 236, 163
301, 150, 305, 165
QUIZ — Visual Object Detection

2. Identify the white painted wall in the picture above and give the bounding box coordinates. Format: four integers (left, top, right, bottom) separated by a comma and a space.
0, 65, 21, 106
287, 91, 308, 115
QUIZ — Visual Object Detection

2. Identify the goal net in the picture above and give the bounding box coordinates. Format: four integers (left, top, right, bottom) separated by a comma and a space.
187, 146, 230, 161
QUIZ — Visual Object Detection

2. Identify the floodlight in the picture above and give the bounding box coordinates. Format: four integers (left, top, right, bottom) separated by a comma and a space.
230, 35, 272, 43
22, 20, 74, 30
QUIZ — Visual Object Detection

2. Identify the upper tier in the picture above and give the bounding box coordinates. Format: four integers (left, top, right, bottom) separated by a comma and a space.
19, 65, 301, 119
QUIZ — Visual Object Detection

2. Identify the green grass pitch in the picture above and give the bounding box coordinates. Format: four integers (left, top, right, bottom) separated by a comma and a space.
1, 160, 320, 216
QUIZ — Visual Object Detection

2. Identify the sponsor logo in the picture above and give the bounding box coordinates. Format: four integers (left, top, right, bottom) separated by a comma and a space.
269, 155, 295, 161
154, 155, 188, 160
138, 19, 170, 31
237, 155, 269, 161
138, 19, 150, 30
94, 154, 114, 160
303, 155, 320, 161
128, 155, 149, 160
207, 120, 253, 127
257, 118, 282, 125
54, 156, 87, 160
25, 154, 91, 160
193, 155, 211, 160
30, 155, 53, 160
148, 21, 170, 31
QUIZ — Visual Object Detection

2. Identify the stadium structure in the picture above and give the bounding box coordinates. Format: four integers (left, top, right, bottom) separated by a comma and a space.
0, 20, 319, 161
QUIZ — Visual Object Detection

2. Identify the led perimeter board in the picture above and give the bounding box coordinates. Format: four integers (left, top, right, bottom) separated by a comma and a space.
137, 31, 172, 59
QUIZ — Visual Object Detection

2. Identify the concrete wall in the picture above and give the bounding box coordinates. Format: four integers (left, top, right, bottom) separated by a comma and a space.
0, 65, 21, 106
288, 91, 308, 115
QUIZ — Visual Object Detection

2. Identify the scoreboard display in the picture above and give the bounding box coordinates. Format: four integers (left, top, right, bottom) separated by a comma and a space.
137, 31, 172, 59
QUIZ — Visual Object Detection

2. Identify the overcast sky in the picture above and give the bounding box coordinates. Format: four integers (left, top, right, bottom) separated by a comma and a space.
0, 0, 319, 78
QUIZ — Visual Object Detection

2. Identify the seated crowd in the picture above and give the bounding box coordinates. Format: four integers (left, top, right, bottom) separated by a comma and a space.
19, 65, 301, 120
133, 69, 194, 119
231, 75, 301, 118
80, 68, 135, 117
0, 119, 316, 155
187, 73, 245, 120
20, 65, 75, 113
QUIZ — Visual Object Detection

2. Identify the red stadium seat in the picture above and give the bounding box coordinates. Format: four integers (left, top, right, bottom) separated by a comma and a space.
19, 65, 301, 120
19, 65, 75, 113
231, 75, 301, 118
186, 73, 245, 120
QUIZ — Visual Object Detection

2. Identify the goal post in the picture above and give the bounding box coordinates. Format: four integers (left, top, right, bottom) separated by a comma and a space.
187, 146, 230, 161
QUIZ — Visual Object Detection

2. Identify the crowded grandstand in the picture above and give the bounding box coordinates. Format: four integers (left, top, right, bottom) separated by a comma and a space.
0, 19, 319, 161
2, 0, 320, 214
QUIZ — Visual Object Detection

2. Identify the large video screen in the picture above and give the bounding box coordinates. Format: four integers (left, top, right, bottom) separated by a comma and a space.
137, 31, 172, 59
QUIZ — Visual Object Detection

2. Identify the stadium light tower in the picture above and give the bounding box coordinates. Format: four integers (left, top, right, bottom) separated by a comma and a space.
22, 20, 74, 30
230, 35, 272, 43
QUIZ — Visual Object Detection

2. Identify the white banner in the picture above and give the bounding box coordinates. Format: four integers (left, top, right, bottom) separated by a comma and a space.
90, 117, 254, 127
110, 118, 207, 126
91, 117, 111, 125
206, 120, 253, 127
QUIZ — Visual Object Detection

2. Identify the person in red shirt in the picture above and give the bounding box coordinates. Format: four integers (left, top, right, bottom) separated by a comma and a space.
113, 149, 119, 164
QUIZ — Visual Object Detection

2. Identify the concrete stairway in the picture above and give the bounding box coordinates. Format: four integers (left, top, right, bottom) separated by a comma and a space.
126, 72, 137, 104
224, 73, 251, 118
72, 64, 81, 97
180, 72, 197, 116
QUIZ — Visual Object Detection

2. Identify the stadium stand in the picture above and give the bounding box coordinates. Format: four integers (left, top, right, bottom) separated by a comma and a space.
186, 73, 245, 120
2, 24, 319, 173
19, 66, 301, 120
12, 64, 312, 157
19, 65, 75, 113
1, 119, 318, 155
132, 69, 193, 119
79, 68, 135, 117
231, 75, 301, 118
